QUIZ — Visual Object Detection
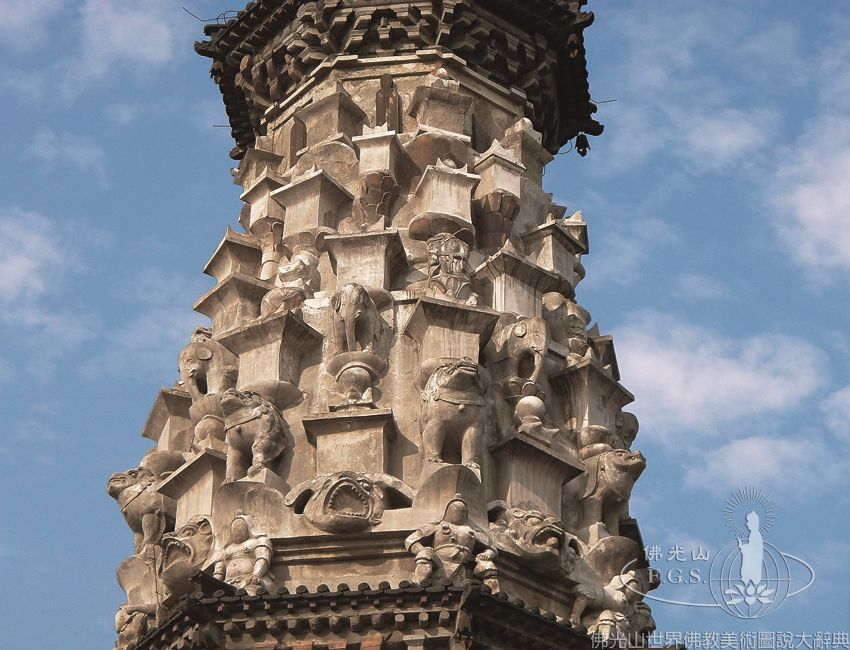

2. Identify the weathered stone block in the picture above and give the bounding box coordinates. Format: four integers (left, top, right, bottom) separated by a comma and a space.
303, 409, 398, 475
158, 448, 227, 528
402, 297, 499, 366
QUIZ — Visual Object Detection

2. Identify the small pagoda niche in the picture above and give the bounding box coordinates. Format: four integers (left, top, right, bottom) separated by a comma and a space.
472, 140, 525, 254
409, 159, 480, 244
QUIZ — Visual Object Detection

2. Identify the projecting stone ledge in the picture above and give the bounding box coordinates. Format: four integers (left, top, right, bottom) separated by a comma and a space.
195, 0, 601, 158
402, 297, 500, 367
303, 409, 399, 476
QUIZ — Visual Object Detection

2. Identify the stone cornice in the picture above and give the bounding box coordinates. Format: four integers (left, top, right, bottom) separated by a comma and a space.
196, 0, 601, 158
132, 578, 592, 650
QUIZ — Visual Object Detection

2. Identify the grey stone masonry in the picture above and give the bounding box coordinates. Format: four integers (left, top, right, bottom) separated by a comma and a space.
109, 2, 659, 648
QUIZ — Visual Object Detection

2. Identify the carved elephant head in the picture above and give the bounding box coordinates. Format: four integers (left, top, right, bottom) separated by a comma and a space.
331, 283, 380, 353
498, 317, 550, 386
177, 328, 238, 401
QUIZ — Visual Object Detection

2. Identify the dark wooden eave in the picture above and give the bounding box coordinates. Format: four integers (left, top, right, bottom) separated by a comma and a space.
195, 0, 602, 159
132, 577, 593, 650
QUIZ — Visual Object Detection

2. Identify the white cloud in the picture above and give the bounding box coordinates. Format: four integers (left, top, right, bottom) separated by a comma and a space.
105, 102, 139, 125
673, 273, 729, 301
767, 9, 850, 279
821, 385, 850, 442
684, 435, 845, 497
0, 208, 67, 304
592, 2, 785, 174
616, 311, 826, 437
0, 0, 64, 50
80, 267, 209, 378
772, 116, 850, 277
26, 129, 106, 185
60, 0, 178, 97
0, 357, 13, 384
0, 208, 97, 376
586, 217, 677, 286
673, 108, 778, 172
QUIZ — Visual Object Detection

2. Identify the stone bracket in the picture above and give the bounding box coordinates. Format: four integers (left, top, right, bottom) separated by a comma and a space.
193, 272, 273, 335
158, 448, 226, 528
402, 297, 500, 366
302, 408, 398, 475
491, 432, 584, 518
219, 311, 322, 409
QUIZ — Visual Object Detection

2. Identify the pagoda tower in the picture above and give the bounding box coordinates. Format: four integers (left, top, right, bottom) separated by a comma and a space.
108, 2, 658, 649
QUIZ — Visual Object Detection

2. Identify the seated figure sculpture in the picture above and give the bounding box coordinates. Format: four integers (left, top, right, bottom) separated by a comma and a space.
213, 514, 275, 595
405, 495, 499, 592
570, 570, 650, 641
260, 247, 321, 317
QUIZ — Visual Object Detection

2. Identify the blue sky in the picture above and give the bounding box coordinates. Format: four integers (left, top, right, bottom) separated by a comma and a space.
0, 1, 848, 648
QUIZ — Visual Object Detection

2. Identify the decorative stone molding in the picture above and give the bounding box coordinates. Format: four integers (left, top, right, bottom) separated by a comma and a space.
110, 3, 660, 648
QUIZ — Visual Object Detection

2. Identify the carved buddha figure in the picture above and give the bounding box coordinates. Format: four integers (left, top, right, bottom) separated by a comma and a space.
213, 514, 275, 595
425, 233, 478, 305
405, 495, 498, 590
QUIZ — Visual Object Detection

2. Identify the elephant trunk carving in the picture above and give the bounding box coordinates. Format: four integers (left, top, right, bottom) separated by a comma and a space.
331, 283, 380, 353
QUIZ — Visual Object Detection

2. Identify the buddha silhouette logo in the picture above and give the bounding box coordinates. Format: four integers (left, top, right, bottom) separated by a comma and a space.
707, 487, 812, 618
628, 487, 814, 619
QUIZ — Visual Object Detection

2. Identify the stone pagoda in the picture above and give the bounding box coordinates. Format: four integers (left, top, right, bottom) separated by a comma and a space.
108, 2, 658, 649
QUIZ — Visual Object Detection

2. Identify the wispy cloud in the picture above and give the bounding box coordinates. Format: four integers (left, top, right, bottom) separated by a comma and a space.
60, 0, 180, 98
0, 0, 65, 51
766, 9, 850, 281
772, 116, 850, 279
26, 129, 106, 185
0, 207, 97, 376
586, 217, 678, 286
105, 102, 139, 125
80, 267, 209, 379
821, 384, 850, 442
0, 208, 66, 303
616, 310, 826, 438
593, 2, 787, 174
684, 435, 846, 497
673, 273, 729, 301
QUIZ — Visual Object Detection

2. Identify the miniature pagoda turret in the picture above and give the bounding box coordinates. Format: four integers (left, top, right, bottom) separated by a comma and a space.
108, 2, 659, 648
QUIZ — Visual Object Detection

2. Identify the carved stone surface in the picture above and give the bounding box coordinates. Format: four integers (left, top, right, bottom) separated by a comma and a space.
114, 603, 154, 650
570, 569, 657, 641
177, 327, 239, 447
579, 449, 646, 536
109, 3, 661, 647
488, 500, 578, 576
285, 471, 413, 534
405, 495, 499, 592
212, 513, 275, 595
421, 232, 479, 305
107, 450, 185, 555
420, 358, 487, 471
220, 388, 289, 482
158, 515, 214, 596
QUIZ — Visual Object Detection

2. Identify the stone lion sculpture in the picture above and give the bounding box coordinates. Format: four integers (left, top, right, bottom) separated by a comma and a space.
579, 448, 646, 535
107, 450, 185, 554
158, 515, 214, 596
114, 603, 155, 650
284, 471, 413, 534
488, 501, 578, 574
569, 570, 652, 640
420, 357, 487, 470
220, 388, 289, 482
